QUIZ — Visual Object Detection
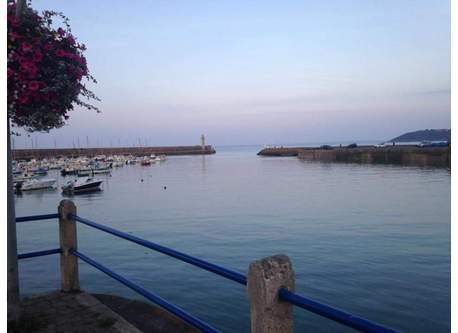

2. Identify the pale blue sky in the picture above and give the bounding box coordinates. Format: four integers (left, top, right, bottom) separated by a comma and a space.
15, 0, 450, 148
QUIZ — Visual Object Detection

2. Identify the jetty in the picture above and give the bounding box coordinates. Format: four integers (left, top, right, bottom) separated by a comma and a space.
258, 145, 451, 167
12, 145, 216, 160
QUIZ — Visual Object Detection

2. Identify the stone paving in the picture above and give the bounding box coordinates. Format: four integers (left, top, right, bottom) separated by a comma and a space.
13, 291, 142, 333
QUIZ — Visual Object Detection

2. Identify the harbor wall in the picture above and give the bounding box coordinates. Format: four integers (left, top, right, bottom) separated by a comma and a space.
258, 146, 450, 167
297, 146, 450, 167
256, 147, 301, 156
13, 145, 216, 160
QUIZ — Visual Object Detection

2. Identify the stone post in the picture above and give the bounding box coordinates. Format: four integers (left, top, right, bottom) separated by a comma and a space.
58, 200, 80, 292
247, 255, 295, 333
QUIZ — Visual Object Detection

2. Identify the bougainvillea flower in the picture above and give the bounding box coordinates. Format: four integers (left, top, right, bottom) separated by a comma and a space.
33, 51, 43, 62
67, 35, 76, 45
56, 49, 66, 57
7, 3, 99, 132
19, 95, 29, 104
28, 81, 40, 91
22, 42, 33, 52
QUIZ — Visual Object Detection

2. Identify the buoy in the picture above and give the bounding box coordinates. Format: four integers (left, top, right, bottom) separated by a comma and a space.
141, 179, 144, 182
164, 186, 167, 190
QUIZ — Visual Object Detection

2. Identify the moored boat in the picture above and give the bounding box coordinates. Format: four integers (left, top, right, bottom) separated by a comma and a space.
61, 167, 78, 176
92, 166, 111, 174
77, 168, 92, 177
21, 178, 57, 191
141, 158, 151, 166
62, 177, 103, 194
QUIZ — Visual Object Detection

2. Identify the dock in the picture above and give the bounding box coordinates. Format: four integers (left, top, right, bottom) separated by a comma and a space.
258, 146, 451, 167
12, 145, 216, 160
12, 291, 196, 333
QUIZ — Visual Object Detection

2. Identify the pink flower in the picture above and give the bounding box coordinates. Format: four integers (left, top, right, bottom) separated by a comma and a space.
33, 51, 43, 62
22, 43, 33, 52
19, 95, 28, 104
67, 35, 76, 45
7, 68, 13, 78
75, 69, 83, 80
9, 32, 21, 41
28, 81, 40, 91
57, 28, 65, 36
56, 49, 66, 57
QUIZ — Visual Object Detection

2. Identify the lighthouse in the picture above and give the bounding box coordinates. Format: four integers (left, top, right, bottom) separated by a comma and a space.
200, 134, 205, 151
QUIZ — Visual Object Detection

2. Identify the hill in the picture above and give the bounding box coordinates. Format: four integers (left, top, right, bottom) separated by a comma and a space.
391, 129, 451, 142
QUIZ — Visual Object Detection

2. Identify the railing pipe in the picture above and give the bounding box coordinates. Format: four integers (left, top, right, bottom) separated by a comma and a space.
18, 248, 61, 260
16, 213, 59, 223
69, 214, 247, 285
278, 289, 400, 333
71, 249, 220, 333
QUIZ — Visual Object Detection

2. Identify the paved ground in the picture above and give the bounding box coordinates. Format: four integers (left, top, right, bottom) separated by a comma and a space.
10, 291, 142, 333
9, 291, 199, 333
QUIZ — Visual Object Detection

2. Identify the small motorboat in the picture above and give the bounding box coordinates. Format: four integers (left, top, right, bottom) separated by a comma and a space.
32, 167, 48, 176
154, 155, 166, 162
62, 177, 103, 194
92, 166, 111, 174
14, 171, 38, 182
21, 178, 57, 191
61, 167, 78, 176
77, 168, 92, 177
48, 163, 62, 170
141, 158, 151, 166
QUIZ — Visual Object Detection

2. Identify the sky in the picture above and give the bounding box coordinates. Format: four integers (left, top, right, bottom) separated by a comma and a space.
13, 0, 451, 148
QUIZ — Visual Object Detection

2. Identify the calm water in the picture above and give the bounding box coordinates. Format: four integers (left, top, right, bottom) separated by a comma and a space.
15, 146, 451, 332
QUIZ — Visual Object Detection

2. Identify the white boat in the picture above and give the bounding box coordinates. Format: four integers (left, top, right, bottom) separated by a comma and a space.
21, 178, 57, 191
77, 168, 92, 177
48, 163, 62, 170
14, 171, 38, 182
92, 166, 111, 174
154, 155, 166, 162
62, 177, 103, 194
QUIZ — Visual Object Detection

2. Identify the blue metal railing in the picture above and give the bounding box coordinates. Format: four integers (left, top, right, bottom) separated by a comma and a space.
69, 214, 247, 285
16, 213, 59, 223
16, 213, 400, 333
71, 249, 219, 333
18, 248, 61, 260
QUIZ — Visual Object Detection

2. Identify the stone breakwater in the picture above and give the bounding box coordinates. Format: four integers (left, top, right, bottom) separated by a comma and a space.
258, 146, 451, 168
13, 145, 216, 160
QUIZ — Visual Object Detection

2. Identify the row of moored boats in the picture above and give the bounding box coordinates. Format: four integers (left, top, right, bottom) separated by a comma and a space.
13, 154, 166, 194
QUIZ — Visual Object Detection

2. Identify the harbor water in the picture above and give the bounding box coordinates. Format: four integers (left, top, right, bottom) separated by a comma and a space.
15, 145, 451, 332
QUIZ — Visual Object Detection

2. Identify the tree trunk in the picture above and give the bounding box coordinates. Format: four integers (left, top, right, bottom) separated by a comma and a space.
7, 118, 20, 322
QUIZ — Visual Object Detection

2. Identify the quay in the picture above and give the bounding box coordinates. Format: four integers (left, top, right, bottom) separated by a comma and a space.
11, 200, 400, 333
12, 291, 197, 333
258, 145, 451, 167
12, 145, 216, 160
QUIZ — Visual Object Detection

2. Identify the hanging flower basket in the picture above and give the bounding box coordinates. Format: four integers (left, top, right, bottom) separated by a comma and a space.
7, 2, 100, 132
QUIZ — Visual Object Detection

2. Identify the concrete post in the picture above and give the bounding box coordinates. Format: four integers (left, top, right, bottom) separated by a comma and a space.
58, 200, 80, 292
247, 255, 295, 333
